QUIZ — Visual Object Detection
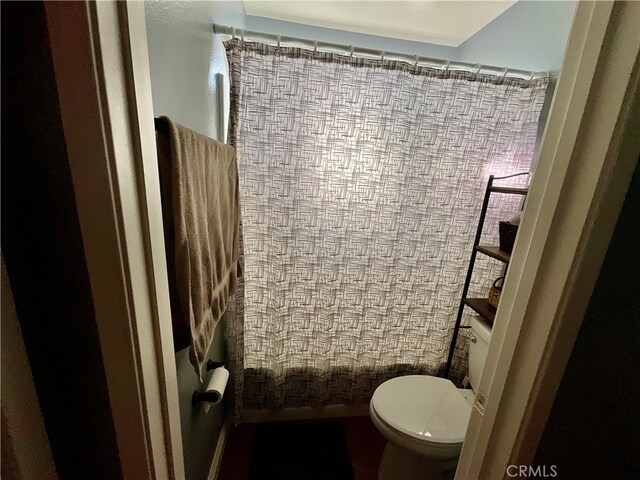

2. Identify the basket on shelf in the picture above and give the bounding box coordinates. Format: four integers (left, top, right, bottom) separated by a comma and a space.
488, 276, 505, 310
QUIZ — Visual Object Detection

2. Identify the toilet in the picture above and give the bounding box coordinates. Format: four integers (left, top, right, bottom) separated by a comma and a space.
370, 316, 492, 480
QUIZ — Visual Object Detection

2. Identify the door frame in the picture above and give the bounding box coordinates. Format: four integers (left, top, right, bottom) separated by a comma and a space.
44, 0, 639, 479
457, 1, 639, 478
45, 1, 184, 478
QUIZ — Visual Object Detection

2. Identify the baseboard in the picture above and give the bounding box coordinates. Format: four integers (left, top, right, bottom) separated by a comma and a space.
207, 420, 230, 480
243, 403, 370, 423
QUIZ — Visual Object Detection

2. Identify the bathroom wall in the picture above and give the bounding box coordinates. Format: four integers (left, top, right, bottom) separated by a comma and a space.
458, 0, 577, 166
457, 0, 576, 171
145, 0, 243, 138
175, 315, 229, 480
457, 0, 577, 72
145, 2, 240, 478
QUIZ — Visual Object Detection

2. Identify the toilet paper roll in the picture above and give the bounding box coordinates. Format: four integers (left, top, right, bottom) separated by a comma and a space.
203, 366, 229, 405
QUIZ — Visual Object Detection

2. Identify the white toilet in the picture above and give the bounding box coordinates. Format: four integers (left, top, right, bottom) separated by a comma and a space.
370, 316, 492, 480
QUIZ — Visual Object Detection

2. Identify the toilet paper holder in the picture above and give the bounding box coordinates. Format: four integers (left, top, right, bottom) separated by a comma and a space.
206, 360, 225, 370
192, 360, 227, 405
192, 390, 221, 405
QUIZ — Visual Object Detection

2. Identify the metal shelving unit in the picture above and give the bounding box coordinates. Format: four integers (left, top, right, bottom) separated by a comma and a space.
444, 173, 529, 379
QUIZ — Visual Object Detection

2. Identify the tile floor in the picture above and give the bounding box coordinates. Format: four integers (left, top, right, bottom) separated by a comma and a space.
218, 416, 386, 480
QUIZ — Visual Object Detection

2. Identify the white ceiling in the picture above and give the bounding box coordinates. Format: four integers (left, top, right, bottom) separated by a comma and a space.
242, 1, 518, 47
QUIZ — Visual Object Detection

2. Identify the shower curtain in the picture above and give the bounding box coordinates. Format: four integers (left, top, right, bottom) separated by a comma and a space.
225, 39, 547, 414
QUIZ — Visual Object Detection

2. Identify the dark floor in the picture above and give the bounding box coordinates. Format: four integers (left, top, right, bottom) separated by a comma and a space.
218, 416, 386, 480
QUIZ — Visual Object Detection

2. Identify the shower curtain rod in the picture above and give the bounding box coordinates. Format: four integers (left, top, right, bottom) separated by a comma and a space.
213, 23, 548, 80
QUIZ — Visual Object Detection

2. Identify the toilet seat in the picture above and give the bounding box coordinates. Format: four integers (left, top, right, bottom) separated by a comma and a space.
370, 376, 472, 452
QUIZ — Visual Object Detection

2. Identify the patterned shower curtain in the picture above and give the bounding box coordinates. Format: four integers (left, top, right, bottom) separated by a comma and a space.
225, 39, 547, 414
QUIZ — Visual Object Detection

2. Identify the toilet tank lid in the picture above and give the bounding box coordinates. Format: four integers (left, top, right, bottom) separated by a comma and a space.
470, 315, 492, 344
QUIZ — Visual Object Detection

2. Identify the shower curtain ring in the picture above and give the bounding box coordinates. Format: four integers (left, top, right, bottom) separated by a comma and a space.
414, 54, 419, 67
444, 59, 450, 74
231, 27, 236, 40
501, 67, 508, 82
475, 64, 482, 77
529, 71, 536, 81
349, 45, 354, 57
380, 50, 385, 61
314, 40, 318, 53
240, 29, 245, 44
277, 34, 281, 48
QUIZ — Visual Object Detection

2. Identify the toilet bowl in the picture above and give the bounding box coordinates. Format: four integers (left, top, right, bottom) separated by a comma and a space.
370, 316, 492, 480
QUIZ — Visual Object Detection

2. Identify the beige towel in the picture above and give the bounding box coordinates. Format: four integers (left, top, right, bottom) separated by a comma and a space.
158, 117, 240, 380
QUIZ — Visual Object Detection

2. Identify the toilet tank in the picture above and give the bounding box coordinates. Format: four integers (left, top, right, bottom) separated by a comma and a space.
468, 316, 492, 391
